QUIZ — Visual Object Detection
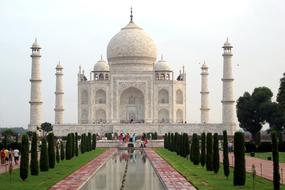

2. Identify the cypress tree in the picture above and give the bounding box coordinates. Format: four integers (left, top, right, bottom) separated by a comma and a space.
233, 132, 246, 186
56, 144, 60, 163
223, 130, 230, 178
40, 138, 49, 171
20, 134, 29, 181
200, 132, 206, 167
164, 133, 167, 149
213, 133, 220, 174
272, 131, 280, 190
30, 132, 39, 175
174, 133, 178, 154
206, 133, 213, 171
192, 133, 200, 165
66, 134, 70, 160
88, 133, 92, 152
47, 133, 55, 168
190, 140, 193, 162
60, 141, 65, 160
75, 133, 79, 156
183, 134, 189, 157
71, 133, 74, 157
92, 134, 96, 150
171, 133, 174, 152
81, 134, 85, 154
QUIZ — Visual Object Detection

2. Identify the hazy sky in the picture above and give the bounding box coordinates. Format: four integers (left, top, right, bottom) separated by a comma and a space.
1, 0, 285, 129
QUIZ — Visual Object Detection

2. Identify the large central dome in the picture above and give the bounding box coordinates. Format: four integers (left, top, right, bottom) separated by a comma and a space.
107, 19, 157, 71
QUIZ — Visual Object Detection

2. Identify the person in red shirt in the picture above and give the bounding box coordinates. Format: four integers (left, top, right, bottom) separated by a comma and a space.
0, 149, 5, 165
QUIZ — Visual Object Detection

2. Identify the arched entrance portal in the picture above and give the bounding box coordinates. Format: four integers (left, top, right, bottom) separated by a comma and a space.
120, 87, 144, 123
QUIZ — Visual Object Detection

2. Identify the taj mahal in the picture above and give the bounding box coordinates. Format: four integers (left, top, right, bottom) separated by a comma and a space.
28, 10, 236, 136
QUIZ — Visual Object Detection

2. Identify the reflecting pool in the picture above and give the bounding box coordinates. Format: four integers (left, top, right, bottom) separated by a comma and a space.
80, 149, 165, 190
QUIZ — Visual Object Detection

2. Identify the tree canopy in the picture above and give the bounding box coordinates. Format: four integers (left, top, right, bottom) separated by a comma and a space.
236, 87, 273, 140
277, 73, 285, 111
40, 122, 53, 136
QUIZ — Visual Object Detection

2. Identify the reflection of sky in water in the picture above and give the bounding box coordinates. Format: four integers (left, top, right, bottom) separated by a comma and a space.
80, 150, 164, 190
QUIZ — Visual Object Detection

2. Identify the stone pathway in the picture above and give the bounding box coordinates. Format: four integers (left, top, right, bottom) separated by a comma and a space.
0, 162, 19, 174
220, 151, 285, 184
145, 148, 196, 190
50, 148, 116, 190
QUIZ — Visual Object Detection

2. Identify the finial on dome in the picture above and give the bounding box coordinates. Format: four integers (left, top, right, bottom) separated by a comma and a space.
100, 55, 103, 60
130, 7, 133, 22
161, 54, 164, 60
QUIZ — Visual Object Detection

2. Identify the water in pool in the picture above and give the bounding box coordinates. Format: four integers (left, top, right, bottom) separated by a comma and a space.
80, 149, 165, 190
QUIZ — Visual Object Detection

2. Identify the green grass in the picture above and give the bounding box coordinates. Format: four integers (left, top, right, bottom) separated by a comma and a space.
246, 152, 285, 163
0, 148, 106, 190
155, 148, 284, 190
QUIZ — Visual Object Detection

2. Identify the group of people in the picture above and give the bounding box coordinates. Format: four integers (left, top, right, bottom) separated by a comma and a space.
118, 132, 148, 148
0, 148, 19, 165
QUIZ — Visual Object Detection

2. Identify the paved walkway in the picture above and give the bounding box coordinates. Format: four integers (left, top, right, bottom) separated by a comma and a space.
50, 148, 116, 190
0, 162, 19, 174
145, 148, 196, 190
220, 151, 285, 184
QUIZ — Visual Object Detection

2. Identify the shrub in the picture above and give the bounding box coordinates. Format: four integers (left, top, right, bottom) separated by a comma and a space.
92, 134, 96, 150
272, 131, 280, 190
20, 134, 29, 181
213, 133, 220, 174
233, 132, 246, 186
223, 130, 230, 178
30, 132, 39, 175
250, 152, 255, 157
244, 141, 256, 153
206, 133, 213, 171
47, 133, 55, 168
75, 133, 79, 156
192, 133, 200, 165
60, 141, 65, 160
200, 132, 206, 167
154, 132, 158, 140
40, 138, 49, 171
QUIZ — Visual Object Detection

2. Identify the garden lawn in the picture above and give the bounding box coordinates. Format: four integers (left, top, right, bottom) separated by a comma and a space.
246, 152, 285, 163
0, 148, 106, 190
155, 148, 285, 190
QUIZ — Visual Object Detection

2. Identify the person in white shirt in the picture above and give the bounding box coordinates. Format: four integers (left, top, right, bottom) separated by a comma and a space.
13, 149, 19, 165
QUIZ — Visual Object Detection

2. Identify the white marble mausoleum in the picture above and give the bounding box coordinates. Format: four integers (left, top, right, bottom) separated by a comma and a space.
28, 11, 236, 136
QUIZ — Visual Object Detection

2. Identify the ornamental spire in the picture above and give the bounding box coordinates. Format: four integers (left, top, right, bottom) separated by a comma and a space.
130, 7, 133, 22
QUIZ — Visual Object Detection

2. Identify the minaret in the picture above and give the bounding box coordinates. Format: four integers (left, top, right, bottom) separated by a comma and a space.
200, 62, 210, 123
28, 38, 42, 131
222, 38, 235, 134
54, 62, 64, 124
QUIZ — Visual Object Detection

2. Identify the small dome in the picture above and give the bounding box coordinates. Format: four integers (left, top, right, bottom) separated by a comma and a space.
56, 62, 63, 69
201, 62, 208, 69
31, 38, 41, 49
94, 57, 109, 71
223, 38, 233, 48
107, 21, 157, 64
155, 55, 172, 71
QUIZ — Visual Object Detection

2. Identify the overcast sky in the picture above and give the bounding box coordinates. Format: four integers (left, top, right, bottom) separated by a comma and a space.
0, 0, 284, 129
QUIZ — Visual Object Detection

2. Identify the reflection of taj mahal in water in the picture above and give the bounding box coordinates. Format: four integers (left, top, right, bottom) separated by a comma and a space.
28, 10, 236, 136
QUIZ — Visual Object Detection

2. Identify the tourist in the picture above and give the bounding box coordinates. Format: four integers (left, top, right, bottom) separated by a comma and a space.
0, 148, 5, 165
126, 133, 130, 144
4, 148, 9, 163
14, 148, 19, 165
119, 133, 123, 144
